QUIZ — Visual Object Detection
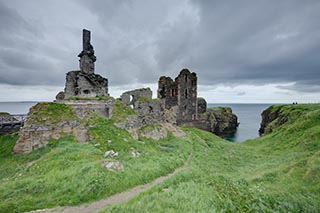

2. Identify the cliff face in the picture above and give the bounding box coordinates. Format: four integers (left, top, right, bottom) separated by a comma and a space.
14, 100, 115, 154
182, 107, 238, 137
13, 103, 83, 154
259, 105, 289, 135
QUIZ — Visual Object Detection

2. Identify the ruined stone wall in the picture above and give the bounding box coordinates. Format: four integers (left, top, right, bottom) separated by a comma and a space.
120, 88, 152, 108
157, 76, 178, 109
57, 99, 115, 119
176, 69, 198, 124
14, 120, 85, 154
135, 101, 165, 126
114, 100, 182, 140
63, 71, 108, 99
157, 69, 198, 125
116, 100, 165, 130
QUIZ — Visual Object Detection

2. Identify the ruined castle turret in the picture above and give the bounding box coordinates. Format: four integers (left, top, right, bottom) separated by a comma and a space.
78, 29, 96, 74
158, 69, 198, 124
176, 69, 198, 123
56, 29, 109, 100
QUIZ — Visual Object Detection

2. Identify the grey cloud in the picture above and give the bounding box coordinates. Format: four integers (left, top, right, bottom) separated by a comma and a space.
237, 92, 246, 96
0, 0, 319, 96
277, 80, 320, 93
0, 1, 78, 86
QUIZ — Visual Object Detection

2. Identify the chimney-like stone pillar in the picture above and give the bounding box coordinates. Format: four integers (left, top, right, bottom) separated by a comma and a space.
78, 29, 96, 74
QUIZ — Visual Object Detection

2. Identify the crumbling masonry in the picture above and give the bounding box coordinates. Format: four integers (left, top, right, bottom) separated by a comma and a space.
56, 29, 109, 100
158, 69, 198, 125
14, 29, 238, 154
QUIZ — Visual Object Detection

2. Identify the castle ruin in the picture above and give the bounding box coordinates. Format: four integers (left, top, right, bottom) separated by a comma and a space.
14, 29, 238, 154
55, 29, 238, 139
56, 29, 109, 100
158, 69, 198, 125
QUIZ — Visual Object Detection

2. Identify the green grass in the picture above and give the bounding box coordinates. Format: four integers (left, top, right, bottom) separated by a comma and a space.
0, 112, 191, 212
101, 104, 320, 212
25, 102, 78, 125
135, 97, 160, 103
0, 104, 319, 212
111, 100, 136, 123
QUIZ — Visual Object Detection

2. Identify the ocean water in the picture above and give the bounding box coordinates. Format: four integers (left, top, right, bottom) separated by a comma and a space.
0, 102, 271, 142
208, 103, 272, 142
0, 102, 37, 114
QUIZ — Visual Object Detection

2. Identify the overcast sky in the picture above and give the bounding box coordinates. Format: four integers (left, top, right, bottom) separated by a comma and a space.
0, 0, 319, 103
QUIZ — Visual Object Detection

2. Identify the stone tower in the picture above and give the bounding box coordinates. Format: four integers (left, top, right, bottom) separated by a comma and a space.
158, 76, 178, 109
157, 68, 198, 124
78, 29, 96, 74
175, 69, 198, 123
56, 29, 109, 100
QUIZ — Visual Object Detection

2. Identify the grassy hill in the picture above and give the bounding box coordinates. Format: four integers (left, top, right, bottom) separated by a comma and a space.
0, 104, 319, 212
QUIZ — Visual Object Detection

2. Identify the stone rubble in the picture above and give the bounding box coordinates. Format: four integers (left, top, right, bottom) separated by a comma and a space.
101, 161, 124, 171
130, 148, 140, 157
103, 150, 119, 158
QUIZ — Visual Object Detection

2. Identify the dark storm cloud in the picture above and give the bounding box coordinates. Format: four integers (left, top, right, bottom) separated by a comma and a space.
0, 0, 77, 86
161, 0, 320, 88
0, 0, 320, 94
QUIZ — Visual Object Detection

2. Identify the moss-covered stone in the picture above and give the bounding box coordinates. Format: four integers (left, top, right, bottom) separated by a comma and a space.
25, 102, 78, 125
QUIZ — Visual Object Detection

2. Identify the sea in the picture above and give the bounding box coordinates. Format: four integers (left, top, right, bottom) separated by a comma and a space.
209, 103, 272, 142
0, 102, 272, 142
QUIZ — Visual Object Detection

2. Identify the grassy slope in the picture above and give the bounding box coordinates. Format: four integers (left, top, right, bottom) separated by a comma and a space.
0, 101, 191, 213
101, 104, 320, 212
0, 104, 319, 212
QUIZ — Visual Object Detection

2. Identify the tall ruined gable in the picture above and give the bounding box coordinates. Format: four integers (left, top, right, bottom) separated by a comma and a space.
157, 69, 198, 125
175, 69, 198, 124
157, 76, 178, 109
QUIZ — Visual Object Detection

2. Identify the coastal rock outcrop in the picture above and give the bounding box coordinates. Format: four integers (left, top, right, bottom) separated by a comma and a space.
183, 107, 238, 137
0, 112, 23, 135
259, 105, 289, 135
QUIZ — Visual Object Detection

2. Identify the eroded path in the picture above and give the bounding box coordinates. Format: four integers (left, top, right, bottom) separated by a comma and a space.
28, 154, 192, 213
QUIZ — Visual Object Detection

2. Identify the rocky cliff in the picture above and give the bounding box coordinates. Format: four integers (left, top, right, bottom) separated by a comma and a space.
13, 99, 115, 154
0, 112, 21, 135
13, 103, 85, 153
182, 107, 238, 137
259, 105, 289, 135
